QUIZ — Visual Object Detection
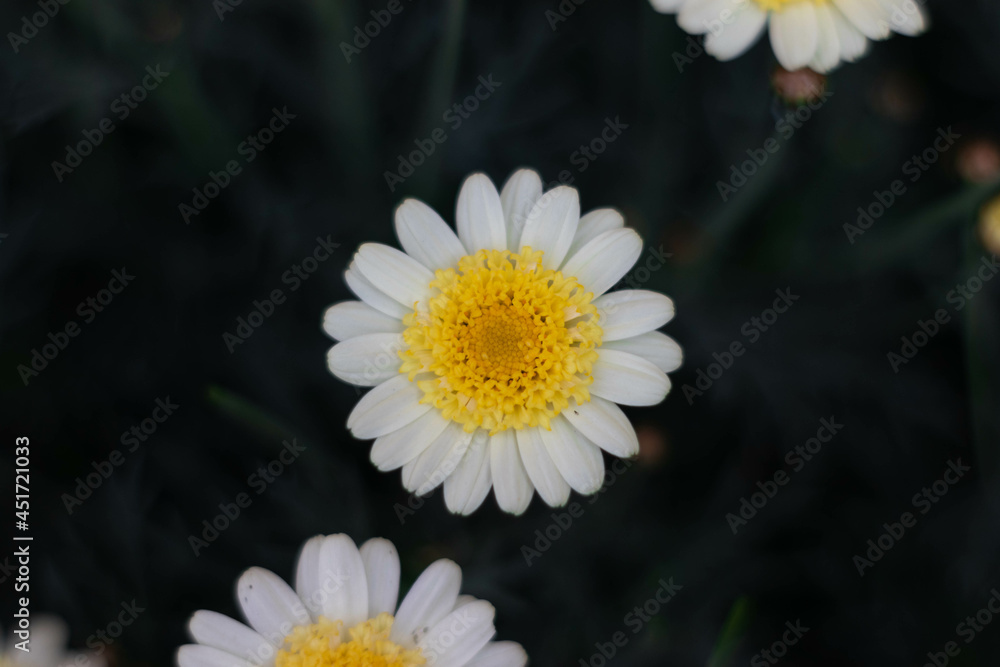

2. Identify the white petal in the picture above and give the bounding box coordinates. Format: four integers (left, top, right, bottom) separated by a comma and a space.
678, 0, 736, 34
395, 199, 468, 270
326, 333, 404, 386
591, 349, 671, 406
236, 568, 310, 646
830, 6, 870, 60
499, 169, 543, 251
177, 645, 255, 667
443, 433, 493, 515
370, 409, 452, 471
294, 535, 325, 619
878, 0, 926, 36
419, 601, 496, 667
465, 642, 529, 667
359, 538, 400, 617
603, 331, 683, 373
705, 3, 768, 61
539, 416, 605, 495
345, 263, 411, 319
355, 243, 434, 310
594, 290, 675, 341
401, 456, 419, 491
317, 534, 369, 628
561, 228, 642, 297
563, 396, 639, 459
768, 3, 819, 71
456, 173, 507, 253
649, 0, 687, 13
518, 186, 580, 269
404, 422, 475, 495
489, 430, 533, 515
323, 301, 404, 341
392, 560, 463, 647
347, 374, 431, 440
21, 616, 66, 664
453, 594, 478, 611
809, 3, 842, 72
567, 209, 624, 259
516, 428, 571, 508
832, 0, 891, 39
187, 611, 274, 666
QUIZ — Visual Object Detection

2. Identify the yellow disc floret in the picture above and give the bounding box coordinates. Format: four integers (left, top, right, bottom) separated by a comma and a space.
399, 247, 603, 434
276, 613, 425, 667
754, 0, 827, 10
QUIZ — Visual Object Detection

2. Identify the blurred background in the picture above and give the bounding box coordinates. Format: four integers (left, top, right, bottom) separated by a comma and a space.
2, 0, 1000, 664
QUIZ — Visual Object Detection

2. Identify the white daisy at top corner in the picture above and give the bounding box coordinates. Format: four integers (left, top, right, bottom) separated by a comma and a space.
649, 0, 928, 73
177, 533, 527, 667
2, 615, 105, 667
322, 168, 682, 516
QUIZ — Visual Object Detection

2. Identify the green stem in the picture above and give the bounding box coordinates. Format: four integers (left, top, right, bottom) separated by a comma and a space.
206, 384, 297, 445
706, 596, 752, 667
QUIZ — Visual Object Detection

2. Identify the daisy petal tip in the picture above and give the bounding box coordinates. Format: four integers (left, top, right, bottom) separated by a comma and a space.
580, 477, 605, 496
495, 482, 534, 516
648, 0, 682, 14
460, 172, 501, 201
395, 196, 419, 211
456, 599, 497, 625
506, 167, 542, 182
361, 535, 393, 549
184, 614, 205, 643
238, 565, 267, 585
550, 498, 569, 509
322, 532, 356, 546
496, 641, 529, 667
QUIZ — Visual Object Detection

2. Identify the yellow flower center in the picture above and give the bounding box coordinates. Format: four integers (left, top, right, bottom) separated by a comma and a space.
753, 0, 827, 10
275, 614, 425, 667
981, 196, 1000, 255
400, 248, 603, 434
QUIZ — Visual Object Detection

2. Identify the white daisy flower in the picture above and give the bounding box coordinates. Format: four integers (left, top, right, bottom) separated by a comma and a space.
324, 169, 681, 515
2, 616, 104, 667
650, 0, 928, 72
178, 534, 527, 667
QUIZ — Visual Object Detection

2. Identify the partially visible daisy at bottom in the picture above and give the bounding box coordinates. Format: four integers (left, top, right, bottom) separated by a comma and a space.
324, 168, 681, 516
2, 616, 105, 667
178, 534, 526, 667
650, 0, 927, 72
